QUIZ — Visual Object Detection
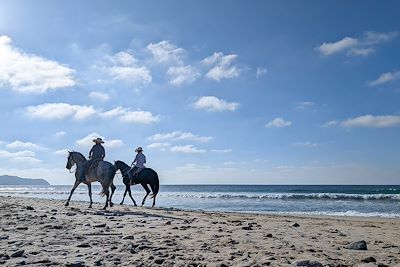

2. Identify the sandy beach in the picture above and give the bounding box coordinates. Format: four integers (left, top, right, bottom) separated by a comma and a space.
0, 196, 399, 267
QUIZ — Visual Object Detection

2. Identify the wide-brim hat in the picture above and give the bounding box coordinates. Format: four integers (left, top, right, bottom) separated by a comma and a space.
135, 147, 143, 152
93, 137, 105, 144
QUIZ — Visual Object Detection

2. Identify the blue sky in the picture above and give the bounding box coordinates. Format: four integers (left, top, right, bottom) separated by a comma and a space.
0, 0, 399, 185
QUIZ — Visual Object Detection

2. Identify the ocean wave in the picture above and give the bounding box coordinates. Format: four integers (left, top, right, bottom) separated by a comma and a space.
161, 192, 400, 201
263, 210, 400, 218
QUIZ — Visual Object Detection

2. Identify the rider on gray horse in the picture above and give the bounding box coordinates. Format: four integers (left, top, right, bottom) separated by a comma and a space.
78, 137, 105, 182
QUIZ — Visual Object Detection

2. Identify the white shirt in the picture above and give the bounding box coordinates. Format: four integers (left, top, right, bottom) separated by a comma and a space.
133, 153, 146, 168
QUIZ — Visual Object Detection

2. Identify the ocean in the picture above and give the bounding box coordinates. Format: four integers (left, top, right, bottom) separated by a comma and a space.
1, 184, 399, 218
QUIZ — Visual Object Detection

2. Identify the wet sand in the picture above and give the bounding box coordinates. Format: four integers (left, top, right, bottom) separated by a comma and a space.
0, 196, 399, 266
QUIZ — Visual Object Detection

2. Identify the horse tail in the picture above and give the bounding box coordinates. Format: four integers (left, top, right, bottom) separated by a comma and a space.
150, 171, 159, 198
100, 164, 116, 197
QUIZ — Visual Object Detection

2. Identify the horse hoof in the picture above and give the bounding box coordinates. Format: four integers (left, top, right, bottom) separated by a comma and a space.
120, 202, 123, 205
110, 203, 114, 207
88, 205, 92, 208
65, 203, 69, 207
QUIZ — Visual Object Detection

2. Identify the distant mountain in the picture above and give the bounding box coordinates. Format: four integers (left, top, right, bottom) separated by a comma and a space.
0, 175, 50, 185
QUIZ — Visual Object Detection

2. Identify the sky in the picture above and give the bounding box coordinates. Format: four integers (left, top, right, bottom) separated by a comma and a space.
0, 0, 399, 185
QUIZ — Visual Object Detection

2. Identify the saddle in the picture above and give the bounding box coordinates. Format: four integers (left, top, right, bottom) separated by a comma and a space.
129, 166, 146, 185
86, 158, 102, 174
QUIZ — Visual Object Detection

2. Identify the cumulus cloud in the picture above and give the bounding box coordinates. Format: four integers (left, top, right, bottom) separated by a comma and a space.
256, 67, 268, 78
265, 118, 292, 128
202, 52, 240, 81
0, 150, 35, 158
368, 70, 400, 87
341, 115, 400, 128
76, 133, 124, 149
88, 91, 110, 102
323, 120, 338, 128
364, 31, 399, 45
102, 50, 151, 85
100, 107, 160, 124
147, 142, 171, 151
296, 101, 315, 110
148, 131, 213, 143
55, 131, 66, 138
316, 31, 398, 57
167, 65, 200, 86
55, 149, 69, 156
147, 40, 185, 64
316, 37, 358, 56
193, 96, 239, 112
0, 35, 75, 93
211, 149, 232, 153
347, 47, 375, 56
170, 145, 206, 154
6, 141, 45, 150
26, 103, 96, 120
10, 156, 42, 164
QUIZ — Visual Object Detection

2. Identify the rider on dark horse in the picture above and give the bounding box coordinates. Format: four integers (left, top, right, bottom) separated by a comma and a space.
78, 137, 105, 182
128, 146, 146, 184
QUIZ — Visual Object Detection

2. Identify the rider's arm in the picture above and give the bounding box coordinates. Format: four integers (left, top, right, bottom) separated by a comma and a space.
144, 155, 146, 164
131, 154, 138, 166
89, 146, 94, 159
101, 146, 105, 159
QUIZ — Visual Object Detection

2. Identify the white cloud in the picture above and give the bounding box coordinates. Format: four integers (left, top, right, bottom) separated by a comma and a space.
101, 50, 152, 85
292, 142, 319, 147
323, 120, 338, 128
167, 65, 200, 86
26, 103, 96, 120
147, 142, 171, 151
341, 115, 400, 128
0, 35, 75, 93
296, 101, 315, 110
256, 67, 268, 78
101, 107, 161, 124
119, 110, 160, 124
193, 96, 239, 112
364, 31, 399, 45
55, 149, 69, 156
0, 150, 35, 158
10, 156, 42, 164
202, 52, 240, 81
347, 47, 374, 56
317, 32, 398, 57
6, 141, 44, 150
89, 91, 110, 102
148, 131, 213, 143
368, 70, 400, 87
316, 37, 358, 56
265, 118, 292, 128
170, 145, 206, 154
211, 149, 232, 153
110, 51, 137, 66
76, 133, 124, 149
146, 40, 185, 64
55, 131, 66, 138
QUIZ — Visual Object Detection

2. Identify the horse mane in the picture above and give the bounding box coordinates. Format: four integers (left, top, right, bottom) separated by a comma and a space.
71, 151, 87, 161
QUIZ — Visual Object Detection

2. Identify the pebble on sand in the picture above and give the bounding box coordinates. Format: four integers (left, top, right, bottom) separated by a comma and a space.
292, 259, 324, 267
346, 240, 367, 250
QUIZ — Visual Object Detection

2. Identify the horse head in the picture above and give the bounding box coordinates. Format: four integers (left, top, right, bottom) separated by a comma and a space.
66, 151, 74, 170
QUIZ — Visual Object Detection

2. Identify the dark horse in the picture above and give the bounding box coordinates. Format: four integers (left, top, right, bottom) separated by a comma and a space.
114, 160, 159, 207
65, 151, 117, 209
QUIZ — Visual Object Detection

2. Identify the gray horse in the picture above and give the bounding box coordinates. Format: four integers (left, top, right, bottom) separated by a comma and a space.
65, 151, 116, 209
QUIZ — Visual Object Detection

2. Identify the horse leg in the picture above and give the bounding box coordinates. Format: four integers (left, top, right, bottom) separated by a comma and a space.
102, 188, 109, 210
150, 183, 157, 207
87, 183, 93, 208
141, 183, 151, 206
127, 187, 137, 206
65, 180, 81, 206
109, 183, 116, 207
120, 185, 128, 205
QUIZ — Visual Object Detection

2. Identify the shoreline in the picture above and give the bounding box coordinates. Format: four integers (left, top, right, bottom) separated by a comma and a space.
1, 196, 400, 266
